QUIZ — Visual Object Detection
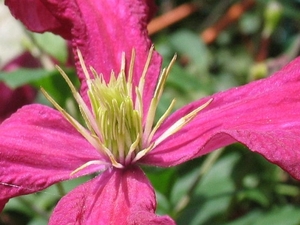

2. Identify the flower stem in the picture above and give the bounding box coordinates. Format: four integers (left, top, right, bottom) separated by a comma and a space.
173, 148, 224, 216
55, 182, 66, 196
201, 0, 255, 44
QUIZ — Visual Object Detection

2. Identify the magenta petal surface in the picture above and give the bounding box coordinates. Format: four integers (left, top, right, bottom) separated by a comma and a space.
0, 52, 38, 122
0, 83, 36, 123
5, 0, 162, 116
0, 104, 102, 198
49, 167, 175, 225
5, 0, 66, 37
145, 57, 300, 179
0, 199, 8, 212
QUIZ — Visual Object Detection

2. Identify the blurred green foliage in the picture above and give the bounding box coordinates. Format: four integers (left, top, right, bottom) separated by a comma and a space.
1, 0, 300, 224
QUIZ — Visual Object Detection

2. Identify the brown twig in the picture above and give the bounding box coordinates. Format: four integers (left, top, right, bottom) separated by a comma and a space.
255, 37, 270, 62
148, 3, 199, 36
201, 0, 256, 44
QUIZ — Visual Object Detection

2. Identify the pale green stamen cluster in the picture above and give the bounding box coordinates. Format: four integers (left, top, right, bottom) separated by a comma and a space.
42, 46, 213, 174
87, 63, 143, 166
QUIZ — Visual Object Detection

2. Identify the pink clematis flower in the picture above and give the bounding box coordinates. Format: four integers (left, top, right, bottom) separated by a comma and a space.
0, 52, 38, 123
2, 0, 300, 224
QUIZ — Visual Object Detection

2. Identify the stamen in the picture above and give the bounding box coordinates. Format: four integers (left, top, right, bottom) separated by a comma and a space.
70, 160, 110, 176
41, 88, 100, 150
43, 65, 130, 169
128, 49, 136, 95
135, 86, 143, 121
147, 99, 176, 144
155, 54, 177, 100
132, 142, 155, 163
43, 46, 211, 172
143, 54, 177, 142
125, 133, 141, 164
138, 45, 155, 99
121, 52, 126, 72
153, 98, 213, 148
55, 66, 103, 140
77, 49, 91, 81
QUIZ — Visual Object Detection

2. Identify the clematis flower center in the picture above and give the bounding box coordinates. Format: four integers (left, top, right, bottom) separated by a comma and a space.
42, 46, 212, 173
87, 62, 143, 166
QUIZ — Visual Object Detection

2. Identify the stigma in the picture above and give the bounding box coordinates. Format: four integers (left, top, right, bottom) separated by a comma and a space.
42, 46, 212, 173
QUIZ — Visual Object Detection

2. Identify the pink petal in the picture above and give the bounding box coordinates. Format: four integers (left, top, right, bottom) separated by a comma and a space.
5, 0, 162, 117
0, 199, 8, 212
2, 51, 41, 71
5, 0, 68, 38
49, 167, 174, 225
0, 52, 38, 122
144, 57, 300, 179
0, 83, 35, 123
0, 104, 104, 199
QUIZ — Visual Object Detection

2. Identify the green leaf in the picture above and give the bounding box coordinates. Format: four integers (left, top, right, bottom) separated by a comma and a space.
0, 69, 55, 89
32, 32, 68, 64
145, 166, 176, 198
225, 206, 300, 225
173, 152, 239, 225
169, 30, 211, 73
28, 217, 48, 225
